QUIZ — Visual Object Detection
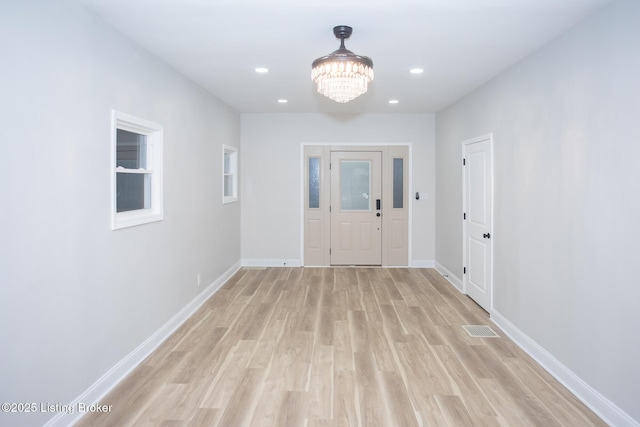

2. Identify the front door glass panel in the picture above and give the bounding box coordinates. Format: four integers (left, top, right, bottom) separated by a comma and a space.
340, 160, 371, 211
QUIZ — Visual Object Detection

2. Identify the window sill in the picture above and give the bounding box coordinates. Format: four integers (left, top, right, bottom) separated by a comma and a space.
223, 197, 238, 205
112, 209, 163, 230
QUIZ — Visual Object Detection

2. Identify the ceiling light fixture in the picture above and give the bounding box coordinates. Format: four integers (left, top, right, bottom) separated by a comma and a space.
311, 26, 373, 103
255, 67, 269, 73
410, 68, 424, 74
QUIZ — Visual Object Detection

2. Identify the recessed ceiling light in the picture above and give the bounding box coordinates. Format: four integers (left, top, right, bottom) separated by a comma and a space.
389, 100, 399, 104
410, 68, 424, 74
255, 67, 269, 73
277, 99, 288, 103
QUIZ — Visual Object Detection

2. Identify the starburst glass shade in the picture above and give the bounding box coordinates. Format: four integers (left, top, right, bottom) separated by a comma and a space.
311, 27, 373, 104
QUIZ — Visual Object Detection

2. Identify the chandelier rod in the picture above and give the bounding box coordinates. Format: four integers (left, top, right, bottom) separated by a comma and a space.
334, 25, 352, 50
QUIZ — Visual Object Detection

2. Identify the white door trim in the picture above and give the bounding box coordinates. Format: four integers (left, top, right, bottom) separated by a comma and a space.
462, 133, 494, 313
301, 143, 412, 267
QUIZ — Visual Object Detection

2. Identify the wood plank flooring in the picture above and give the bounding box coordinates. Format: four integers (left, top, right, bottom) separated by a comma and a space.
76, 268, 606, 426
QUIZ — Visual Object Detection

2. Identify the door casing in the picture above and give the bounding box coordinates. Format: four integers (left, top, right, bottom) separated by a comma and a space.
302, 144, 410, 267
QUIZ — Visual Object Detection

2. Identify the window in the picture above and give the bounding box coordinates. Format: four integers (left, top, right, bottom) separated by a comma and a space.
223, 145, 238, 203
308, 157, 320, 209
111, 110, 163, 230
393, 157, 404, 208
340, 160, 371, 211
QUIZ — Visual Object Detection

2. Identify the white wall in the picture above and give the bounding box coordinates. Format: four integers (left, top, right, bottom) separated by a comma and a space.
435, 0, 640, 424
0, 1, 240, 426
240, 113, 435, 266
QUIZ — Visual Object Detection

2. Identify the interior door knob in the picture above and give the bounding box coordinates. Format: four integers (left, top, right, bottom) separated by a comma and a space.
483, 233, 491, 239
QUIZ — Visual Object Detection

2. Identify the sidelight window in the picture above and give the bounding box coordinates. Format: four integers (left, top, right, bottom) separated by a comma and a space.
393, 157, 404, 209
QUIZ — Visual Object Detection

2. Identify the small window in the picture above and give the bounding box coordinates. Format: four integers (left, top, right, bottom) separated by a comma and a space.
112, 111, 163, 230
223, 145, 238, 203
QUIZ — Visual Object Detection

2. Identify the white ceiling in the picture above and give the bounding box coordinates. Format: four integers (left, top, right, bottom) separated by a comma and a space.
82, 0, 611, 114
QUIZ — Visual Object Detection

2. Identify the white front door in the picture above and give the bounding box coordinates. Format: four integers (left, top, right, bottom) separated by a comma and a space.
463, 136, 493, 312
330, 151, 382, 265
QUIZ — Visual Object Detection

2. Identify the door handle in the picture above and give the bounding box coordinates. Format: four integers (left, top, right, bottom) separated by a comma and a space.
483, 233, 491, 239
376, 199, 381, 210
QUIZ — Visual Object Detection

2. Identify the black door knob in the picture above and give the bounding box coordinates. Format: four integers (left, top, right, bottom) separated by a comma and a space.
376, 212, 381, 217
483, 233, 491, 239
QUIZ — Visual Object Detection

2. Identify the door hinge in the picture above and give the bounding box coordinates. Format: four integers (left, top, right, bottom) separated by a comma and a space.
463, 267, 466, 274
329, 162, 332, 170
464, 212, 466, 220
329, 248, 332, 255
329, 205, 331, 212
463, 158, 466, 166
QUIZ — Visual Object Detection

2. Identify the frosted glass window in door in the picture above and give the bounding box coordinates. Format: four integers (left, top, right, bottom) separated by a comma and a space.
308, 157, 320, 209
341, 160, 371, 211
393, 158, 404, 209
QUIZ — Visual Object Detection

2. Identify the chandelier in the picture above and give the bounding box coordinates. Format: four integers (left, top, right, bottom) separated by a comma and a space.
311, 26, 374, 103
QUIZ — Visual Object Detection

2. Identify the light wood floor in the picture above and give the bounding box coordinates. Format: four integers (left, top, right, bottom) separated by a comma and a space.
77, 268, 606, 426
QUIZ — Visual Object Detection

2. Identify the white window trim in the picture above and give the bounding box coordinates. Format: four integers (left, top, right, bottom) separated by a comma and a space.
111, 110, 164, 230
223, 144, 238, 204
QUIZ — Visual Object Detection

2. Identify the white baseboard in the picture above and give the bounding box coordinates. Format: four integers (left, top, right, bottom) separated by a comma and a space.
434, 260, 464, 292
239, 260, 444, 268
410, 259, 435, 268
241, 259, 434, 268
241, 258, 302, 267
491, 310, 639, 427
45, 261, 242, 427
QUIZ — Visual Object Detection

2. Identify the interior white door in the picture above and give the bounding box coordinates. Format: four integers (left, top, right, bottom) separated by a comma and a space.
330, 151, 382, 265
464, 137, 493, 312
